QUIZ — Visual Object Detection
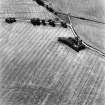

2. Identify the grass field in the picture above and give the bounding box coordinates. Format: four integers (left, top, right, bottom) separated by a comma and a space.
48, 0, 105, 22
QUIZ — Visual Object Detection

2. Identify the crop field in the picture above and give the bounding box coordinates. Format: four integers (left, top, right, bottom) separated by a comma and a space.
0, 0, 105, 105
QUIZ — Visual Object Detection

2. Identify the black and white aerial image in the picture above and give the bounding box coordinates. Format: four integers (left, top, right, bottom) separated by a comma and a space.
0, 0, 105, 105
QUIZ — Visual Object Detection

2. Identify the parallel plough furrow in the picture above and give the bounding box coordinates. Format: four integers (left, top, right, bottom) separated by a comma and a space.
0, 0, 105, 105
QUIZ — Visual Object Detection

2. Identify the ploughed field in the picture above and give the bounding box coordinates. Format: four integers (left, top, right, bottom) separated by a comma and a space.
0, 0, 105, 105
0, 22, 105, 105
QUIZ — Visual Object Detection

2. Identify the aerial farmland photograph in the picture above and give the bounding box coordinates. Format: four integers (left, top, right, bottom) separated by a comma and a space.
0, 0, 105, 105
